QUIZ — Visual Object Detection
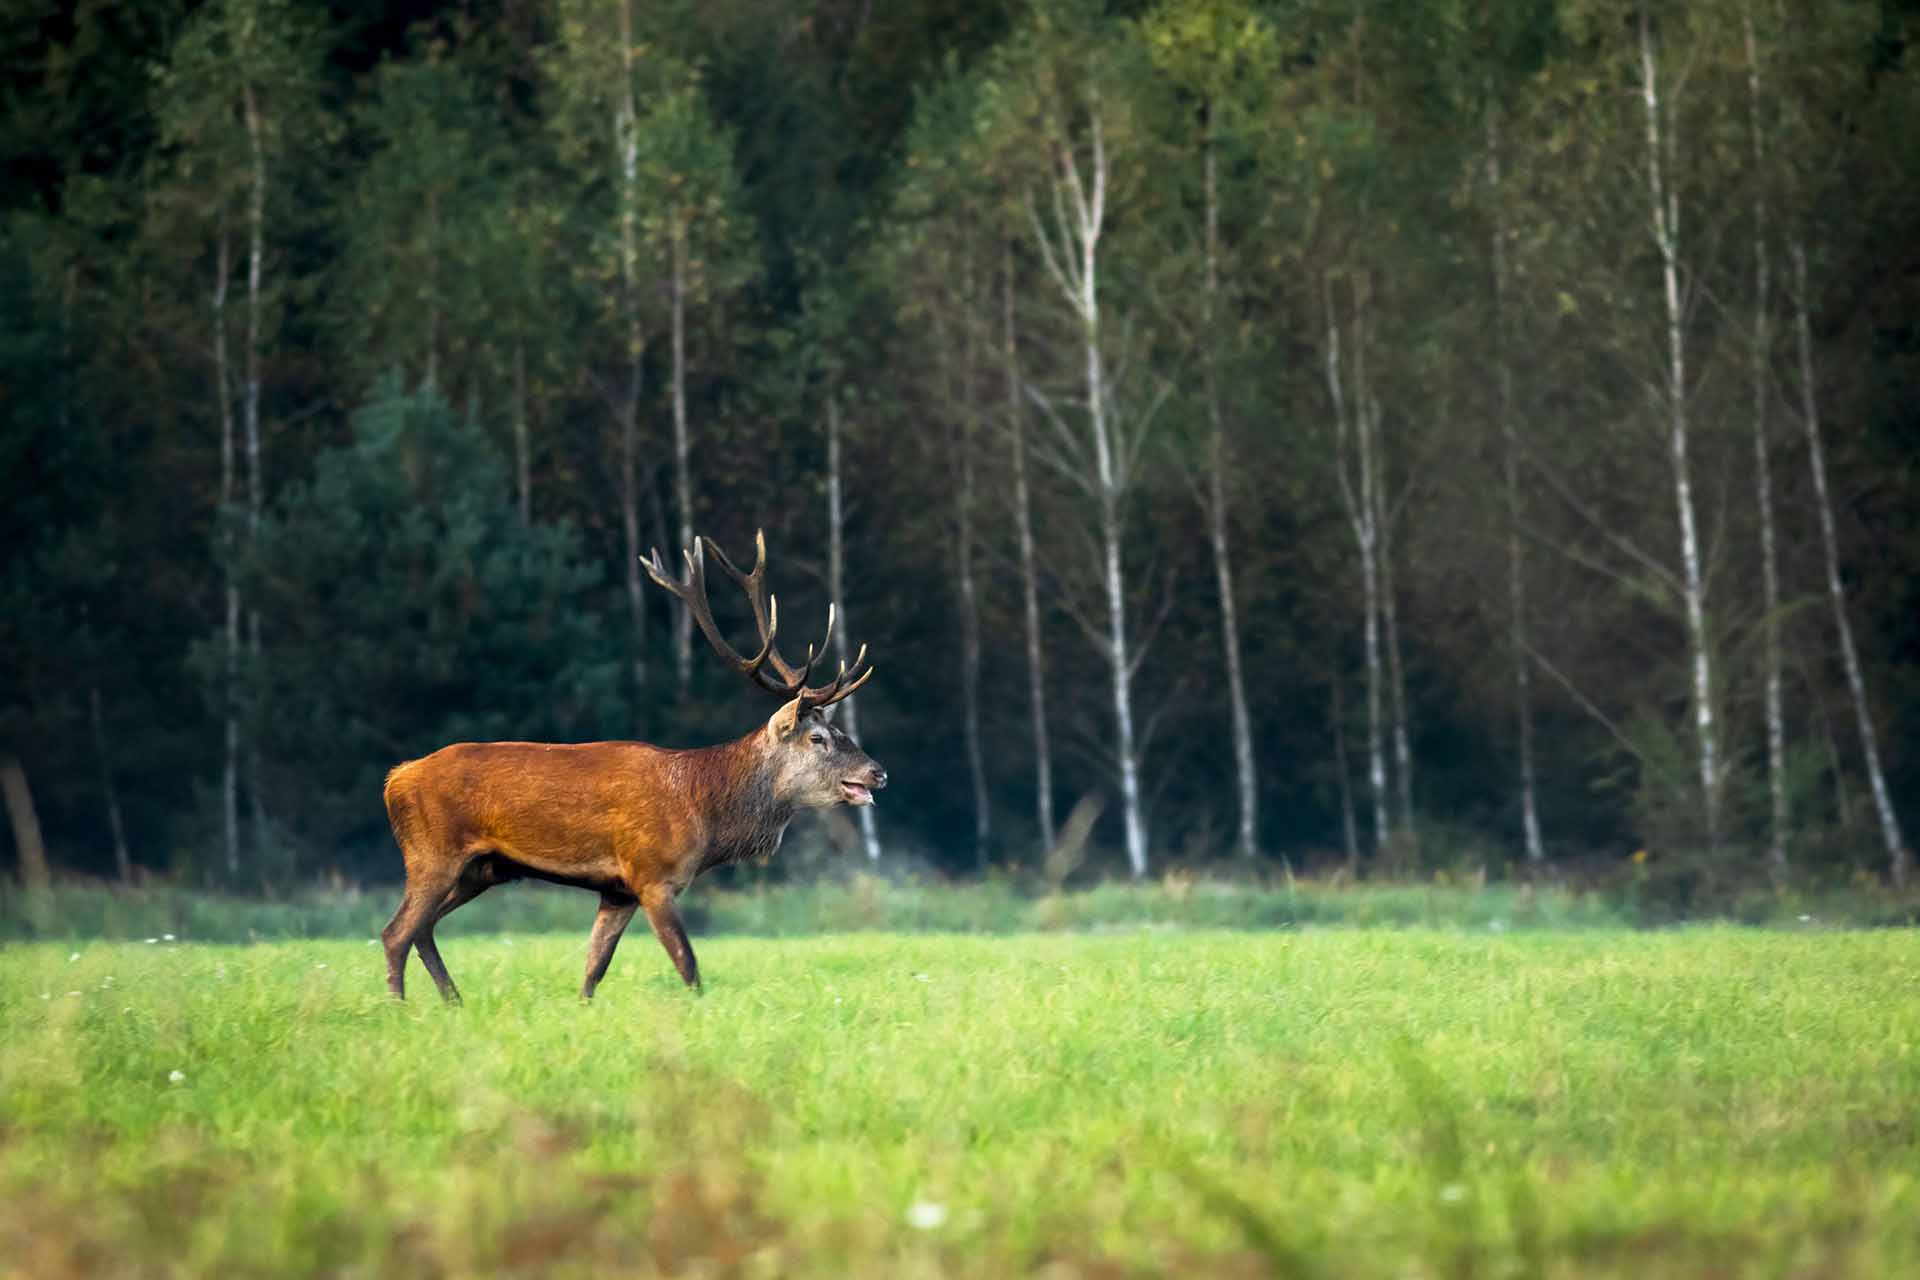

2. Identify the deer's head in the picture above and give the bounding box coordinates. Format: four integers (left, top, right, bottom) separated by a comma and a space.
644, 530, 887, 810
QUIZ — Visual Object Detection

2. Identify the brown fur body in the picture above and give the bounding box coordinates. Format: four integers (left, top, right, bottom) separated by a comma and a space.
381, 707, 883, 1000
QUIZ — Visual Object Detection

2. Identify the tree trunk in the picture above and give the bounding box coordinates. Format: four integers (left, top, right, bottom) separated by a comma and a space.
513, 338, 531, 523
1744, 8, 1788, 880
1487, 108, 1545, 862
2, 755, 52, 891
242, 79, 268, 868
424, 187, 441, 391
615, 0, 647, 714
1004, 247, 1055, 853
1790, 240, 1909, 886
90, 687, 132, 883
1203, 108, 1259, 861
1332, 674, 1359, 871
1026, 112, 1146, 877
214, 224, 240, 877
671, 223, 693, 694
1638, 6, 1719, 851
826, 397, 881, 862
1078, 130, 1147, 880
955, 275, 990, 870
1375, 404, 1415, 846
1324, 272, 1390, 855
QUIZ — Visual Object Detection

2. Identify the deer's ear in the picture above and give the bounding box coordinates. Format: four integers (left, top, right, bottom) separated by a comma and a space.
768, 698, 805, 740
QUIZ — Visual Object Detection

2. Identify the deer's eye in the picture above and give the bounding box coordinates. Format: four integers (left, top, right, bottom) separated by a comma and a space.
810, 733, 829, 748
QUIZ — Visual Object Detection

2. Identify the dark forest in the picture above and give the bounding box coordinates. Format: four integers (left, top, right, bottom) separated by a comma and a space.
4, 0, 1918, 892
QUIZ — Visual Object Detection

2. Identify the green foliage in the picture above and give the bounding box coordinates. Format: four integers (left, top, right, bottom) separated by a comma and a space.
4, 928, 1920, 1274
228, 377, 620, 869
3, 0, 1918, 889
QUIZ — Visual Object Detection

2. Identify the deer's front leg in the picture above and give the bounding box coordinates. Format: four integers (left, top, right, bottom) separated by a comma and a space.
641, 885, 701, 994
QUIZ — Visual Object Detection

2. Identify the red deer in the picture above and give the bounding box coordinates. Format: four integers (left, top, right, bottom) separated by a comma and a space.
380, 530, 886, 999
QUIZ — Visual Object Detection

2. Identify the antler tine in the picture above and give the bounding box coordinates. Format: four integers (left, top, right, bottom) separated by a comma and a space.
796, 642, 874, 713
644, 539, 785, 693
647, 530, 880, 710
701, 531, 799, 682
815, 602, 837, 672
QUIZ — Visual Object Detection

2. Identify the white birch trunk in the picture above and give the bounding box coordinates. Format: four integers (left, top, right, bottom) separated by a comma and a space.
671, 225, 693, 693
1081, 124, 1147, 879
1790, 240, 1910, 886
1487, 111, 1545, 862
955, 281, 990, 868
1744, 10, 1788, 878
615, 3, 647, 709
242, 80, 268, 863
1375, 404, 1415, 845
1203, 113, 1259, 861
826, 397, 881, 862
1324, 274, 1390, 854
1638, 7, 1719, 851
1026, 109, 1147, 877
1004, 249, 1055, 851
214, 225, 240, 876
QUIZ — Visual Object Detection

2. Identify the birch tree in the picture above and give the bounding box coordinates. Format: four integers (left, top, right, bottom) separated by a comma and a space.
156, 0, 315, 876
1637, 1, 1721, 850
825, 396, 882, 862
1739, 6, 1788, 876
1322, 272, 1391, 854
1019, 87, 1162, 880
1004, 248, 1056, 853
547, 0, 660, 718
632, 84, 750, 696
1486, 102, 1546, 863
1762, 0, 1911, 885
1140, 0, 1278, 861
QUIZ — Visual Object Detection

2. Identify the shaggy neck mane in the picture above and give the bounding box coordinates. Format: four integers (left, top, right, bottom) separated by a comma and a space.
689, 730, 795, 868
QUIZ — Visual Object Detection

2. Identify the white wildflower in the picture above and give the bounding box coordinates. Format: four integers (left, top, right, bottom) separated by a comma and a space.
144, 938, 158, 945
168, 1070, 186, 1085
1438, 1183, 1467, 1205
69, 952, 80, 963
162, 933, 175, 942
905, 1201, 948, 1230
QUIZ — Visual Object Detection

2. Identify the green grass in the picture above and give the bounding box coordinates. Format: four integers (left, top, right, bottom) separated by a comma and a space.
4, 927, 1918, 1276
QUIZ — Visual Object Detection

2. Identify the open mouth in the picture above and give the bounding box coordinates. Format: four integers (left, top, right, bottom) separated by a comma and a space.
840, 781, 873, 806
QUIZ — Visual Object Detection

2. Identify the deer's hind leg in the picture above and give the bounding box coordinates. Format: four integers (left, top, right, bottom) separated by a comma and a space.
411, 856, 516, 1004
382, 859, 463, 1002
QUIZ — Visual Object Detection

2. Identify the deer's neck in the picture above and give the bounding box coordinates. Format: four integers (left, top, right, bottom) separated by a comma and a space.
696, 732, 796, 868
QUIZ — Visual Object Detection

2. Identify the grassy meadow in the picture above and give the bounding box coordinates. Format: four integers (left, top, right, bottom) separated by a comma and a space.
4, 916, 1919, 1277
